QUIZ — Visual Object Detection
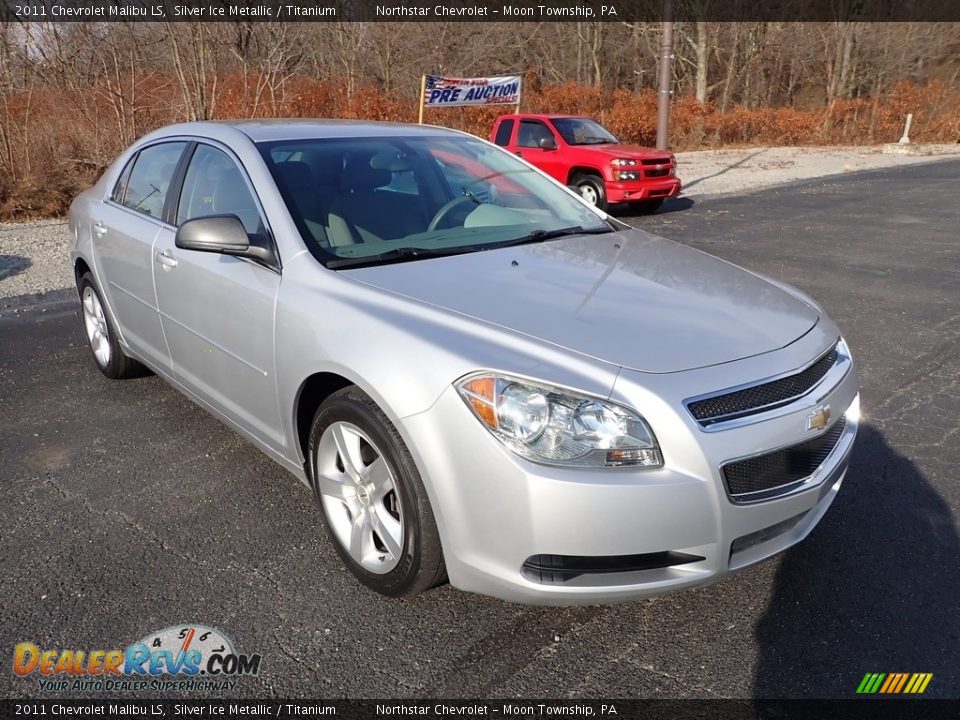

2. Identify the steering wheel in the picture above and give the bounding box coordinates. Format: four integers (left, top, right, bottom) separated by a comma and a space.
427, 196, 476, 232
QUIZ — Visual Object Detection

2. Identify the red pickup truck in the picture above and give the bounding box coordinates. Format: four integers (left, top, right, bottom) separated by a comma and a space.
490, 114, 680, 212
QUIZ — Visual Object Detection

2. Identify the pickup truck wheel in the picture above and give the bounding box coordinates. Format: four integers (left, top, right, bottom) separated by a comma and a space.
78, 271, 149, 380
631, 199, 664, 214
572, 173, 607, 211
309, 387, 446, 597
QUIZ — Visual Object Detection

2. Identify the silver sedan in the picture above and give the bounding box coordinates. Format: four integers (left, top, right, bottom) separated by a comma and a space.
68, 120, 859, 603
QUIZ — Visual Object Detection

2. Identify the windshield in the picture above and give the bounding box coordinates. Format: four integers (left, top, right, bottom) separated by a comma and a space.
551, 118, 619, 146
258, 134, 610, 269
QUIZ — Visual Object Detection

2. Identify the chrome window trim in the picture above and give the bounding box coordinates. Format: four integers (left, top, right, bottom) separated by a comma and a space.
684, 340, 848, 432
101, 134, 281, 275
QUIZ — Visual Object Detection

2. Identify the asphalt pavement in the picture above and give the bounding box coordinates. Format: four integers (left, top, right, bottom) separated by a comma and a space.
2, 159, 958, 699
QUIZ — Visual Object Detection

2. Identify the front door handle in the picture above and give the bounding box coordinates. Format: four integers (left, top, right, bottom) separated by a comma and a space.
93, 222, 107, 237
155, 250, 178, 269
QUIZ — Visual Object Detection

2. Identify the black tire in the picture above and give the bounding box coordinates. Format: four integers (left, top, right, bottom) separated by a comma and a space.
630, 198, 664, 214
308, 386, 446, 598
571, 172, 608, 211
77, 271, 149, 380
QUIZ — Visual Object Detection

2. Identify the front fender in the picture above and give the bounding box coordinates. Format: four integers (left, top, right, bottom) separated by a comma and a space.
273, 254, 621, 466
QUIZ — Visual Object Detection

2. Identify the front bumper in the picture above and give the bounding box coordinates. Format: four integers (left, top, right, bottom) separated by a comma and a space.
398, 332, 859, 605
606, 177, 681, 204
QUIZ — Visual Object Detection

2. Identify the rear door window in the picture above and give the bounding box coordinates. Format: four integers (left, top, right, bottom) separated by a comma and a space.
121, 142, 188, 219
493, 119, 515, 147
111, 157, 136, 204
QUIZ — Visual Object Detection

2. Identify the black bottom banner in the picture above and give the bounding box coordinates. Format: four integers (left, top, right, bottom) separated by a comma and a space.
2, 699, 959, 720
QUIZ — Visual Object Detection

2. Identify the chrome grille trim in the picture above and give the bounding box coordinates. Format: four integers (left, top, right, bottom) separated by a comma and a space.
684, 341, 848, 431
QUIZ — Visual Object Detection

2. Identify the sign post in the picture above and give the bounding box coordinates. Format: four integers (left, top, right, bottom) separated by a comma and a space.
417, 74, 427, 125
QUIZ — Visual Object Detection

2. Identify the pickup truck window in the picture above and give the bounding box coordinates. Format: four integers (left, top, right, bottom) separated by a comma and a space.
551, 118, 618, 146
493, 119, 514, 147
517, 120, 554, 149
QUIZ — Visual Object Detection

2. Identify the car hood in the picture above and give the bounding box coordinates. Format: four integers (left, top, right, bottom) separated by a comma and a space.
579, 143, 669, 159
344, 230, 819, 374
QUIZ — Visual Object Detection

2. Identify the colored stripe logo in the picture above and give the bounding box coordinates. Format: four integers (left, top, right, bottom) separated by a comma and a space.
857, 672, 933, 694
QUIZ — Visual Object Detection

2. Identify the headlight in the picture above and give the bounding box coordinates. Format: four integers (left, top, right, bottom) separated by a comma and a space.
614, 170, 639, 181
610, 158, 638, 167
456, 373, 662, 468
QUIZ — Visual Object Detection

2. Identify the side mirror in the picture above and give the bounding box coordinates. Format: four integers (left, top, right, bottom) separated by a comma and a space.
538, 136, 558, 150
175, 215, 274, 265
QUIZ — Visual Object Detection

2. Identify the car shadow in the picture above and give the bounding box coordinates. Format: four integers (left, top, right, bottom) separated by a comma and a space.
753, 424, 960, 698
0, 254, 32, 282
612, 196, 695, 219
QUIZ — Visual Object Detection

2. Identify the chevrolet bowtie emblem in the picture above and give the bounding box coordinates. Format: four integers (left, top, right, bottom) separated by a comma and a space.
807, 405, 831, 431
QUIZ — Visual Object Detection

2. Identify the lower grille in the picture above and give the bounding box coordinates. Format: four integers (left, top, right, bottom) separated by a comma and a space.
522, 551, 704, 584
722, 419, 847, 502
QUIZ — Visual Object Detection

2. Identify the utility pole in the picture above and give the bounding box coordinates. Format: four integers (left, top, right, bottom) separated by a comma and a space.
656, 0, 674, 151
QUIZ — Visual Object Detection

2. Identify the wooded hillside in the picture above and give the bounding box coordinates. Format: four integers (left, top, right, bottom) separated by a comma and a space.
1, 21, 958, 218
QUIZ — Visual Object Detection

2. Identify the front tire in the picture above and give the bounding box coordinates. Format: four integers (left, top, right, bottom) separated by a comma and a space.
78, 272, 148, 379
308, 387, 446, 597
571, 173, 608, 211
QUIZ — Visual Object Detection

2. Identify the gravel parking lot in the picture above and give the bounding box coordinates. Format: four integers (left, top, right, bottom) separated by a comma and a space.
1, 158, 958, 700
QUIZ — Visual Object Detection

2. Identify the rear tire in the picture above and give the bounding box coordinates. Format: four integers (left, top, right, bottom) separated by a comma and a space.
78, 272, 149, 380
308, 386, 446, 598
571, 173, 608, 212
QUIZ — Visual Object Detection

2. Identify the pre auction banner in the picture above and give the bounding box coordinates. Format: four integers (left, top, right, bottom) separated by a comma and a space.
424, 75, 522, 108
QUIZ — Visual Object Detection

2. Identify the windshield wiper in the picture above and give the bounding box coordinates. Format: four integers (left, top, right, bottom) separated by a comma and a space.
327, 245, 475, 269
492, 224, 614, 249
328, 225, 614, 269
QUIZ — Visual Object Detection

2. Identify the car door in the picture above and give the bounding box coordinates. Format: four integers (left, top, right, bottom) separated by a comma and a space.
152, 142, 285, 451
91, 141, 188, 371
514, 119, 565, 182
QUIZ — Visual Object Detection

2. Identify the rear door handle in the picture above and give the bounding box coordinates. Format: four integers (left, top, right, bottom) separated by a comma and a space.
93, 222, 107, 237
155, 250, 178, 269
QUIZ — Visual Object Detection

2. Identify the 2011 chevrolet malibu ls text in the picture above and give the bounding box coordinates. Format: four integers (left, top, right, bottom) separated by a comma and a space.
68, 120, 859, 604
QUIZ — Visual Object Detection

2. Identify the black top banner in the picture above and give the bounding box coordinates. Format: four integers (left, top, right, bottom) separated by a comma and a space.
2, 0, 960, 22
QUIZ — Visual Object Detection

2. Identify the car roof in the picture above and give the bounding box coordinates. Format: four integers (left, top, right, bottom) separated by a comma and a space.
504, 114, 586, 120
149, 119, 466, 144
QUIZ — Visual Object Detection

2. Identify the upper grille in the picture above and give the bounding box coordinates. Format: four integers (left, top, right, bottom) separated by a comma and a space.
688, 345, 839, 425
722, 418, 847, 502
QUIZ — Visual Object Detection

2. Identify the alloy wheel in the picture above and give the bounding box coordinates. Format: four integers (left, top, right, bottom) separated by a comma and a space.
579, 184, 599, 205
315, 421, 404, 574
82, 286, 112, 368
